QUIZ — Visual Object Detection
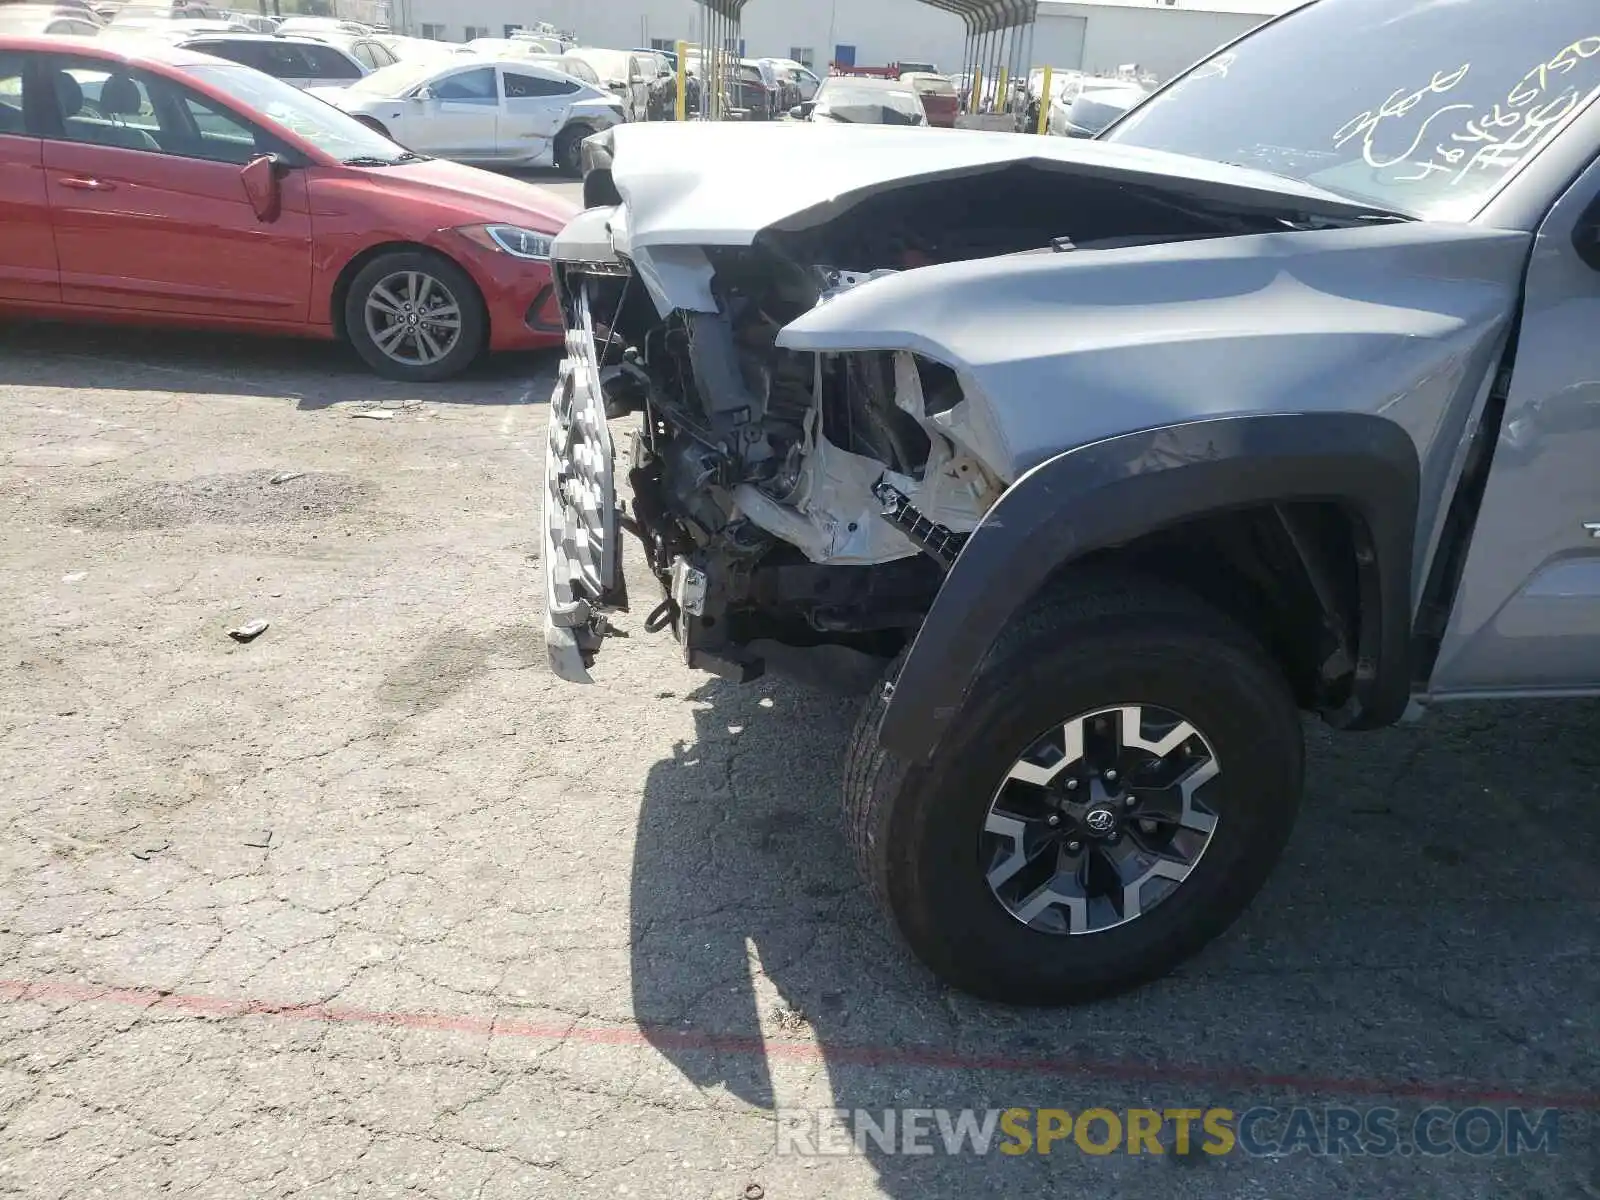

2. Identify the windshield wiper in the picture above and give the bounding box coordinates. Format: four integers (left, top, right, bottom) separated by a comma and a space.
341, 155, 397, 167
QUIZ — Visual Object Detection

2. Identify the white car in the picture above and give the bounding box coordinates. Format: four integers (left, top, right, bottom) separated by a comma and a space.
464, 37, 548, 60
313, 57, 624, 174
106, 15, 253, 37
506, 32, 563, 54
0, 4, 103, 35
175, 32, 367, 88
525, 52, 602, 89
561, 46, 656, 122
762, 57, 820, 102
275, 16, 371, 36
376, 34, 473, 64
1048, 77, 1151, 137
291, 28, 402, 73
509, 26, 568, 52
223, 12, 278, 33
105, 2, 229, 24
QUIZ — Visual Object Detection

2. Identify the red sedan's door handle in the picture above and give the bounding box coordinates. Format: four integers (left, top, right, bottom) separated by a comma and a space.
58, 177, 115, 191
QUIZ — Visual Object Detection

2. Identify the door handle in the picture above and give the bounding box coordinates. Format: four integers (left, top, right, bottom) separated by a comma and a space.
58, 177, 115, 191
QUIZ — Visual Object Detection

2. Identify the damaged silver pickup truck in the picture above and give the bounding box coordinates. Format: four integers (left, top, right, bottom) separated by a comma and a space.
545, 0, 1600, 1004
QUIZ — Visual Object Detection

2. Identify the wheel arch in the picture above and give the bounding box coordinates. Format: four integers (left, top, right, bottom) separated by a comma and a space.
329, 241, 486, 344
876, 413, 1420, 763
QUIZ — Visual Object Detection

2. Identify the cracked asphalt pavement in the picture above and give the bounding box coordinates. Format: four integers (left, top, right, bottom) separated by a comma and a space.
1, 236, 1597, 1194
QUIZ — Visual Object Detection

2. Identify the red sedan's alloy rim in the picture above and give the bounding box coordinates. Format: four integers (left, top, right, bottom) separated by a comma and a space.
363, 270, 463, 366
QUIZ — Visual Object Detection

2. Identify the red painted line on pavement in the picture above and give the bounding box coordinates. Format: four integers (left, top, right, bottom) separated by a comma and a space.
3, 977, 1594, 1110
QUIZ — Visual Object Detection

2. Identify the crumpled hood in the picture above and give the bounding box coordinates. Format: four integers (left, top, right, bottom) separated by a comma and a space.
602, 120, 1395, 250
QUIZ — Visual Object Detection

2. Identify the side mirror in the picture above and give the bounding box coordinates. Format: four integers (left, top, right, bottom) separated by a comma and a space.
793, 101, 814, 119
239, 152, 284, 222
413, 85, 435, 101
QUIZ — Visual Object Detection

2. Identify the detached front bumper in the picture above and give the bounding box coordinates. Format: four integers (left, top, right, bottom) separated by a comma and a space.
542, 288, 619, 682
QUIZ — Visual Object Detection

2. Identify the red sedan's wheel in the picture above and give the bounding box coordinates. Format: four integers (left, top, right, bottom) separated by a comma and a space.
343, 250, 487, 382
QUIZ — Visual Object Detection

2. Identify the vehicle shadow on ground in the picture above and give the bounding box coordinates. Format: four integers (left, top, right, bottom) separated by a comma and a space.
0, 322, 559, 408
629, 679, 1600, 1196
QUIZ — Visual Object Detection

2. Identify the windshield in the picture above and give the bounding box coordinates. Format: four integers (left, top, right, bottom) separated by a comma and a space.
816, 82, 926, 125
559, 57, 600, 85
186, 62, 420, 164
1104, 0, 1600, 220
344, 59, 436, 97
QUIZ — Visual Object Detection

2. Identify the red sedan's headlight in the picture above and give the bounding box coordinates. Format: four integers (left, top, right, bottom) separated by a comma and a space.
456, 224, 555, 261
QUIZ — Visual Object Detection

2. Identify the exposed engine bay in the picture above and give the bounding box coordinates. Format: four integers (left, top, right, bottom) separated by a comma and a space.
547, 153, 1407, 689
559, 252, 991, 688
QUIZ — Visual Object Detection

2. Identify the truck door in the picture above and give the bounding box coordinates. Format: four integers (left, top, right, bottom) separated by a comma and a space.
1429, 151, 1600, 693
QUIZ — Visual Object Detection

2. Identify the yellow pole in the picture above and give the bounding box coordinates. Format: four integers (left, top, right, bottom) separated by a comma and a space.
712, 42, 721, 120
970, 67, 982, 113
675, 39, 687, 121
997, 65, 1009, 113
1036, 65, 1052, 134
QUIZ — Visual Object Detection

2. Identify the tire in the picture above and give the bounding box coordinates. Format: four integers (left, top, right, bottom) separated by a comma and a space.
554, 124, 588, 178
342, 249, 487, 383
354, 115, 391, 139
844, 571, 1303, 1005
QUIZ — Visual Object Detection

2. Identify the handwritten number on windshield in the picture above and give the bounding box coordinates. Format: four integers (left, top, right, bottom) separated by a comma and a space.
1334, 39, 1600, 187
1189, 52, 1236, 82
1332, 65, 1473, 168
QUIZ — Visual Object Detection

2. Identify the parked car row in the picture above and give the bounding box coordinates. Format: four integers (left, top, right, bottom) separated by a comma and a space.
0, 12, 639, 171
0, 8, 835, 134
0, 33, 577, 379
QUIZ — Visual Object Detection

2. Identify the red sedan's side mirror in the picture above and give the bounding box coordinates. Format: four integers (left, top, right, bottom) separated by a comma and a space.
239, 153, 285, 223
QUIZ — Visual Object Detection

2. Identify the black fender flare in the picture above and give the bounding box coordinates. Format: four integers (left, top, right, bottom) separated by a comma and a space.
877, 413, 1420, 762
581, 126, 619, 207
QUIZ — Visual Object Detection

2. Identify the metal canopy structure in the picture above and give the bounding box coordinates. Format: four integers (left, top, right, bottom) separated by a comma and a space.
920, 0, 1039, 36
691, 0, 1042, 119
928, 0, 1042, 116
692, 0, 751, 119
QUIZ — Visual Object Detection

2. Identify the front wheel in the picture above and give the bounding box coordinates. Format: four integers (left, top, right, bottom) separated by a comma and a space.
342, 250, 487, 382
844, 573, 1304, 1005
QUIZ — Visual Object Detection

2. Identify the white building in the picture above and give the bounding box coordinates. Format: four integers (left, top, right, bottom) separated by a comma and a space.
390, 0, 1299, 83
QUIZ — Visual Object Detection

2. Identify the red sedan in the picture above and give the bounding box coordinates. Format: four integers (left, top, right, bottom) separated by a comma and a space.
0, 35, 577, 380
